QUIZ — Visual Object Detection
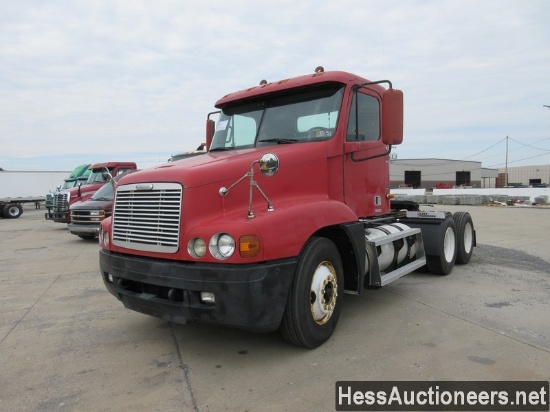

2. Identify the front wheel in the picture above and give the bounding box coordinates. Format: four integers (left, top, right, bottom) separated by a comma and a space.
280, 237, 344, 348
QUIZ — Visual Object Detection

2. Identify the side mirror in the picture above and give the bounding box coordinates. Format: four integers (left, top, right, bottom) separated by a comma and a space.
206, 119, 215, 151
206, 111, 221, 151
381, 88, 403, 145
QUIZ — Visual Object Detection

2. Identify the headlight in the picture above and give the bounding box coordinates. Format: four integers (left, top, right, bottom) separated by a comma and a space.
90, 210, 105, 221
209, 233, 235, 260
187, 238, 206, 258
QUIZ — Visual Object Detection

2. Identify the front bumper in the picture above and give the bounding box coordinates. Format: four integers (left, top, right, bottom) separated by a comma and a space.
99, 250, 297, 332
44, 211, 70, 223
68, 223, 99, 236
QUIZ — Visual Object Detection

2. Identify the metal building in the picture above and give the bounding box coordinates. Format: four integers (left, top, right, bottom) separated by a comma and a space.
390, 158, 499, 189
497, 164, 550, 187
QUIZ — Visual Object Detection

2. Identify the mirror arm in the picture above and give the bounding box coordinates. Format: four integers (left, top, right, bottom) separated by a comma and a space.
219, 154, 278, 218
351, 145, 392, 163
219, 170, 252, 197
356, 91, 360, 141
355, 80, 393, 90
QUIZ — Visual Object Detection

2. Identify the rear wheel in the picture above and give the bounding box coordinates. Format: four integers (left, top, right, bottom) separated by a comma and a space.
280, 237, 343, 348
3, 204, 23, 219
453, 212, 475, 264
426, 215, 457, 275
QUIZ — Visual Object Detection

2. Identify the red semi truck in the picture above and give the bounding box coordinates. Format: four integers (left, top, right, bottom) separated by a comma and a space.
45, 162, 136, 224
99, 68, 475, 348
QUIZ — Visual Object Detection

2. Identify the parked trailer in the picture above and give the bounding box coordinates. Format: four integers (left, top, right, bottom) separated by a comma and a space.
0, 197, 45, 219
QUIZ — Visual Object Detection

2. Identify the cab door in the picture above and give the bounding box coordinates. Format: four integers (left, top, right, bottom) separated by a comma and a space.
343, 89, 390, 217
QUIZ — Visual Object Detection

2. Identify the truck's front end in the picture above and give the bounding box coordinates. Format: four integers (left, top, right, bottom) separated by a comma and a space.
99, 155, 300, 331
68, 175, 126, 239
45, 164, 91, 211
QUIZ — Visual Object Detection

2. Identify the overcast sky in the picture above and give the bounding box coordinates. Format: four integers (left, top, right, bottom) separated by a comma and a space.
1, 0, 549, 172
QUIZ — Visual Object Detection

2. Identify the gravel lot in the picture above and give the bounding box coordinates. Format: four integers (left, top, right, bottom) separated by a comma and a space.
1, 204, 549, 411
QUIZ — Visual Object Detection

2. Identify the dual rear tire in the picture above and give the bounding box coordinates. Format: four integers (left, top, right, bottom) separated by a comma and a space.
453, 211, 475, 264
1, 204, 23, 219
426, 212, 474, 275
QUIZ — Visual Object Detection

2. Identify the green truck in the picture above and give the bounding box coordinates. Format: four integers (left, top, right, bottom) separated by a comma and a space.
45, 164, 91, 210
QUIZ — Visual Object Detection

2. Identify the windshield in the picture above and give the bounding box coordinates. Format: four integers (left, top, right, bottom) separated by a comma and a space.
86, 170, 110, 184
210, 85, 344, 150
62, 179, 77, 189
91, 181, 115, 200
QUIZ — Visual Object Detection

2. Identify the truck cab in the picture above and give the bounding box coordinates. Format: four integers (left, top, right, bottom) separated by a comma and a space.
45, 164, 91, 210
46, 162, 136, 223
99, 68, 475, 348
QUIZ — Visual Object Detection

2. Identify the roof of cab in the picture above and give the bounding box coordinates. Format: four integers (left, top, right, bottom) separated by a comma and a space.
89, 162, 136, 170
215, 69, 373, 108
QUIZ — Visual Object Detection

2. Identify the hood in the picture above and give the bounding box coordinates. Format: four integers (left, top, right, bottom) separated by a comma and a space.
117, 143, 328, 189
70, 199, 112, 211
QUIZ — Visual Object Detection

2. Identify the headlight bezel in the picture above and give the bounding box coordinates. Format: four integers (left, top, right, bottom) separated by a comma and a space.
209, 233, 235, 260
187, 238, 207, 258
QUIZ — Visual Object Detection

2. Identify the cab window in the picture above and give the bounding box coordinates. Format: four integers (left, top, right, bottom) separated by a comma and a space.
347, 93, 380, 141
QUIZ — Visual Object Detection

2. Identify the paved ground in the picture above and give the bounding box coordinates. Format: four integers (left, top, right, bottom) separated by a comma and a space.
0, 204, 548, 411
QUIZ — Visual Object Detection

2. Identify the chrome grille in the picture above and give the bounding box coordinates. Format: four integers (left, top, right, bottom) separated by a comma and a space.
112, 183, 182, 253
54, 193, 69, 212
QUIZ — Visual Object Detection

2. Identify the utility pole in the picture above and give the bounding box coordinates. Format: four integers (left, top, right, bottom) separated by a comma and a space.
546, 106, 550, 185
504, 135, 509, 187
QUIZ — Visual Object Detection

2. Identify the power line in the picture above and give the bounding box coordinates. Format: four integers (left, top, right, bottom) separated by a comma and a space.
461, 136, 508, 160
486, 151, 550, 168
508, 136, 550, 152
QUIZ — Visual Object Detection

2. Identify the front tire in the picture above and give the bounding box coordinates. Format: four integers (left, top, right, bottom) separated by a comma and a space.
280, 237, 344, 348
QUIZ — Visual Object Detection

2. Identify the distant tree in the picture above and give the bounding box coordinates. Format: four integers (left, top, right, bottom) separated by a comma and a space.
0, 167, 4, 171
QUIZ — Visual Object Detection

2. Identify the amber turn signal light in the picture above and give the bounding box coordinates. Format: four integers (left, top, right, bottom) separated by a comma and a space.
239, 235, 260, 258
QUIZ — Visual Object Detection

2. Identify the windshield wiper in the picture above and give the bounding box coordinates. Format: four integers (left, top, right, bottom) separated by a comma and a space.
257, 138, 299, 144
209, 147, 235, 151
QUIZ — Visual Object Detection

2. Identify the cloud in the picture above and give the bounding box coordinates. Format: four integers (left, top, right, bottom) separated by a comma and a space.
1, 0, 549, 171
